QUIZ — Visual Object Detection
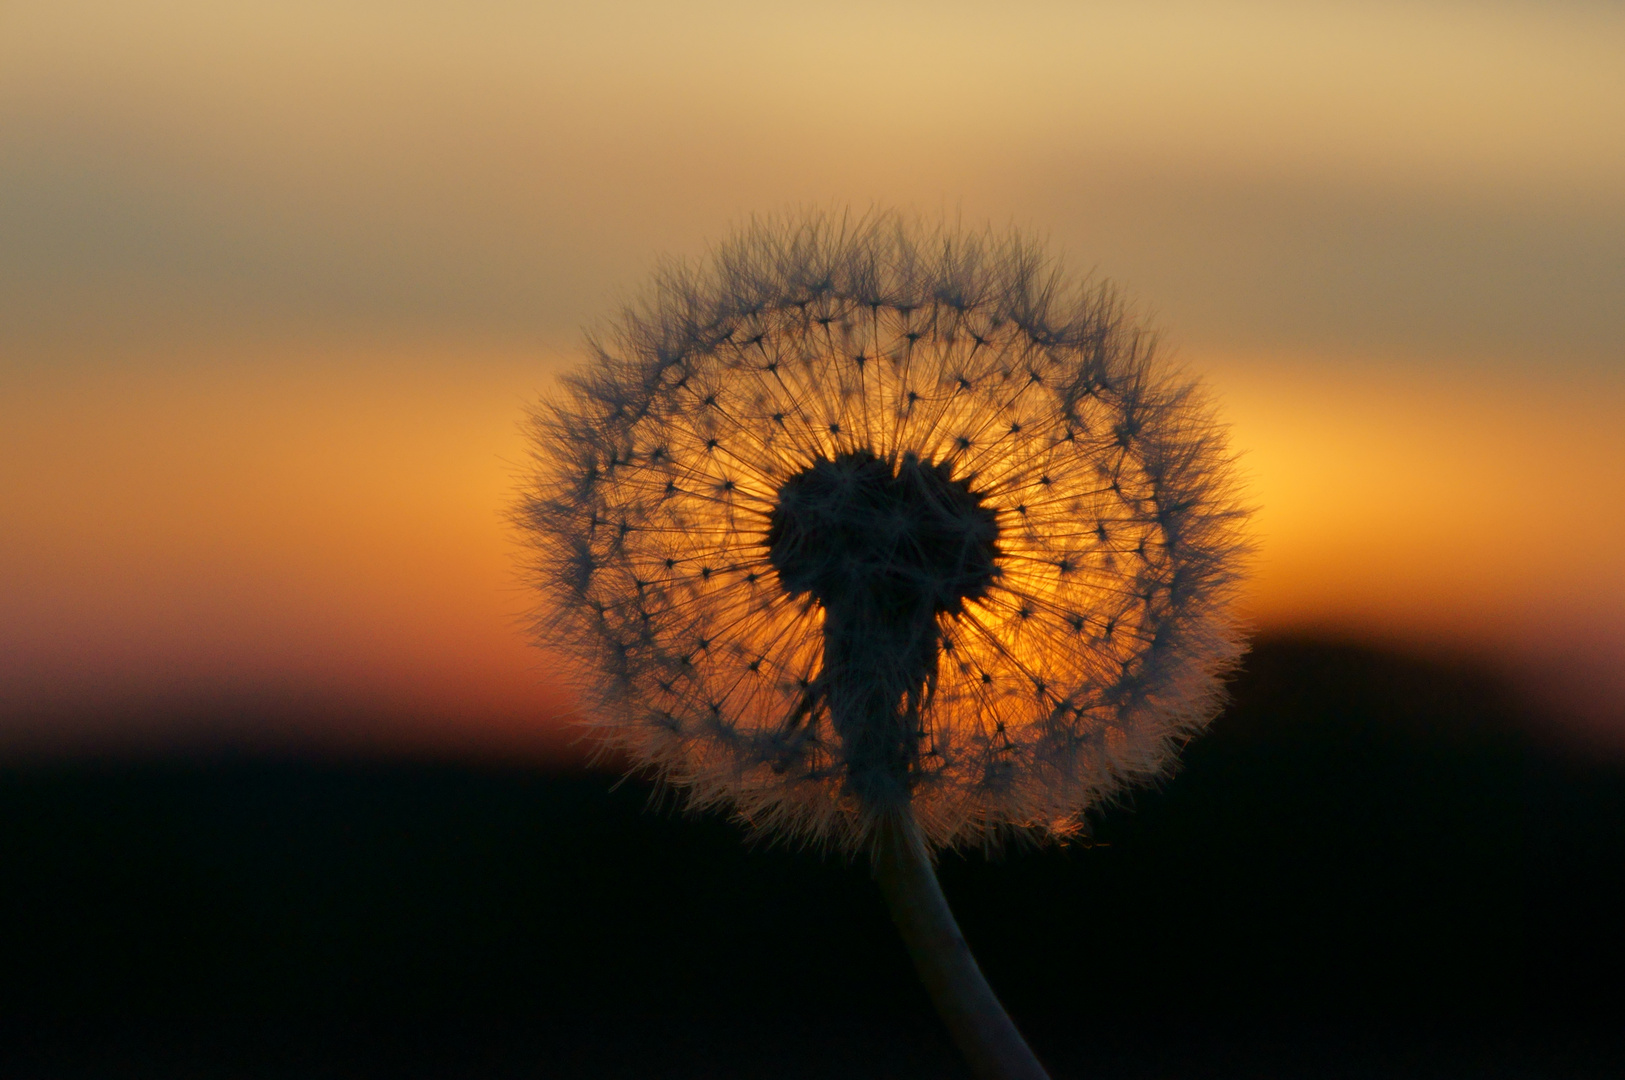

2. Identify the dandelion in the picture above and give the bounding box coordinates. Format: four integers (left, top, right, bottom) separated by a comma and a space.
514, 210, 1250, 1079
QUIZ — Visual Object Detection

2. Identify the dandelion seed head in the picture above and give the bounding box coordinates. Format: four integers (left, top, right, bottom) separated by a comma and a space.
515, 209, 1251, 852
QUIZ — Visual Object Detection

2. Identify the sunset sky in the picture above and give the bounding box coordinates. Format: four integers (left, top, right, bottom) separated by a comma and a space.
4, 0, 1622, 759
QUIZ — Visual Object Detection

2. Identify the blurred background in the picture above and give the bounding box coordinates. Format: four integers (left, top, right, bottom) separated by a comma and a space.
2, 2, 1622, 1075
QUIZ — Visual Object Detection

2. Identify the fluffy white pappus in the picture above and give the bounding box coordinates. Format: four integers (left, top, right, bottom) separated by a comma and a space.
514, 209, 1251, 853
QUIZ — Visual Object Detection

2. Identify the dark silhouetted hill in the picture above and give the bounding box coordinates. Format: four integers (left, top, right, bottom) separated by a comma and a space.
2, 635, 1621, 1077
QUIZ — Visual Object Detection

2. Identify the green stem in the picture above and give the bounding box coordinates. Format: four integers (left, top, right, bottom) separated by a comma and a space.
872, 814, 1052, 1080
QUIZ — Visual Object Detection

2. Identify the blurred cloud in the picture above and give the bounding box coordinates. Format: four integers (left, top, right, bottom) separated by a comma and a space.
4, 1, 1621, 356
2, 0, 1621, 754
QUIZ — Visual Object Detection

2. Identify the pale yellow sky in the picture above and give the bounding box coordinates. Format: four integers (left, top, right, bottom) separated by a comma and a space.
5, 1, 1621, 358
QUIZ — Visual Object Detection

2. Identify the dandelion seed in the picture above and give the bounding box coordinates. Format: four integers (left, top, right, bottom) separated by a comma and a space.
514, 209, 1250, 1079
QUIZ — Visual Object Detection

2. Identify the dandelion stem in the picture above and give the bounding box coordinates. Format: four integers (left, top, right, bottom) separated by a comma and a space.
873, 813, 1052, 1080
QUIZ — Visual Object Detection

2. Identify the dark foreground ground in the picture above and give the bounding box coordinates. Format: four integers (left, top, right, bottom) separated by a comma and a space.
3, 636, 1623, 1078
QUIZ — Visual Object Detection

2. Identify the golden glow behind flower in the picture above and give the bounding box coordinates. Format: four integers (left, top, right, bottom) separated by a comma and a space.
516, 212, 1250, 850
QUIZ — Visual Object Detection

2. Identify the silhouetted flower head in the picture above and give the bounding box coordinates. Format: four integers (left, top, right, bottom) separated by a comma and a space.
516, 211, 1250, 851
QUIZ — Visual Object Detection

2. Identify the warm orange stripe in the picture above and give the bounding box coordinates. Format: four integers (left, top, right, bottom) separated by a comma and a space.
3, 342, 1622, 755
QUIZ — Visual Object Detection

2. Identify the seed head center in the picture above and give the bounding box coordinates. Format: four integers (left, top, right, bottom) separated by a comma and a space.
766, 450, 1000, 622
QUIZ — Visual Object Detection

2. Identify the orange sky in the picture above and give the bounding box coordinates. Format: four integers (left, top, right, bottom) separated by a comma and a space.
3, 2, 1622, 758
